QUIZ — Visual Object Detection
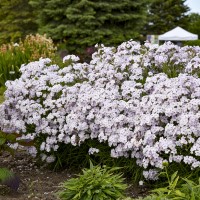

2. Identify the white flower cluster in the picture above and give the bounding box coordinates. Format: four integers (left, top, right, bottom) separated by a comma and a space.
1, 41, 200, 179
88, 147, 100, 155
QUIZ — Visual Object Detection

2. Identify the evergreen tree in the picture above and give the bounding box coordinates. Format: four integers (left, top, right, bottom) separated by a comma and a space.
0, 0, 37, 44
187, 13, 200, 38
146, 0, 189, 35
30, 0, 149, 54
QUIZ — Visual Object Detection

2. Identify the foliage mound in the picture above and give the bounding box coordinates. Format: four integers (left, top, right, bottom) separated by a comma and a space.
0, 41, 200, 180
184, 40, 200, 47
57, 160, 127, 200
134, 164, 200, 200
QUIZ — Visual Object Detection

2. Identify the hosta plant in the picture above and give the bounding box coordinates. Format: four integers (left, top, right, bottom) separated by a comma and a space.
57, 160, 127, 200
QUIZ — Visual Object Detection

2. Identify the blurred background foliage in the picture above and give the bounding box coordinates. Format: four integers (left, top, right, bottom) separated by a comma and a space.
0, 0, 199, 56
187, 13, 200, 38
29, 0, 149, 54
0, 34, 60, 87
0, 0, 199, 88
144, 0, 190, 35
0, 0, 38, 44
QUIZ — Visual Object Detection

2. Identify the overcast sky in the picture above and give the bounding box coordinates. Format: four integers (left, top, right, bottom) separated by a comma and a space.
185, 0, 200, 13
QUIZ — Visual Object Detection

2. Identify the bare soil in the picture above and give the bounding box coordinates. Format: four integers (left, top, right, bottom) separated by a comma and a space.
0, 150, 72, 200
0, 150, 148, 200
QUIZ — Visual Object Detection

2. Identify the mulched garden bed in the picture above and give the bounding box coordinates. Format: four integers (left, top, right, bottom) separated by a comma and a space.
0, 150, 149, 200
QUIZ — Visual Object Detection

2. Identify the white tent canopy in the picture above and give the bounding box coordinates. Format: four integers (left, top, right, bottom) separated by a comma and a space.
158, 26, 198, 41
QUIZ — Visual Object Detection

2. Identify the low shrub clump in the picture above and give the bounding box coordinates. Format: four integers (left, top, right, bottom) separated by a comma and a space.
0, 34, 58, 86
0, 41, 200, 181
184, 39, 200, 47
57, 160, 127, 200
134, 163, 200, 200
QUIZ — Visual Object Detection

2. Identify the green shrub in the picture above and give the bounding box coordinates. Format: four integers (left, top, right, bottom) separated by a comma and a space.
134, 163, 200, 200
0, 34, 59, 86
183, 40, 200, 46
135, 176, 200, 200
57, 160, 127, 200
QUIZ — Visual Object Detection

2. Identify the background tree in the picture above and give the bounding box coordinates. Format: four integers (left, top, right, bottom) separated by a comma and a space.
145, 0, 190, 35
187, 13, 200, 38
0, 0, 37, 44
30, 0, 149, 54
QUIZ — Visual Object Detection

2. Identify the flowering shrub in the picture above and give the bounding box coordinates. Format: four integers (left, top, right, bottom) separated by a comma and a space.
0, 41, 200, 180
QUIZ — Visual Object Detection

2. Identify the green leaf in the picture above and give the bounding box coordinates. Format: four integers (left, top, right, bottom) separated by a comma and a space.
87, 189, 91, 196
3, 144, 15, 156
6, 133, 17, 142
174, 189, 186, 197
0, 168, 20, 191
0, 137, 6, 145
89, 159, 94, 169
170, 176, 179, 190
0, 131, 6, 137
103, 189, 115, 195
171, 171, 178, 183
0, 168, 13, 182
152, 187, 169, 194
